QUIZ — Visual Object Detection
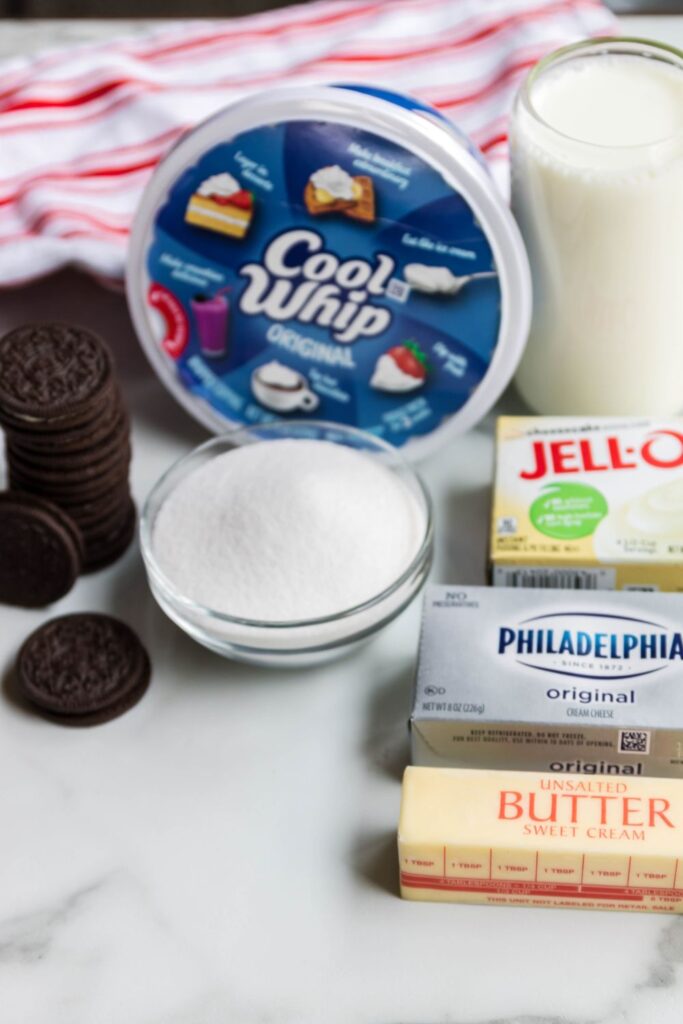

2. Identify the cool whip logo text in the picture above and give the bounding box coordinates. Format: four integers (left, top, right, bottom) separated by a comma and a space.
239, 229, 395, 344
519, 429, 683, 481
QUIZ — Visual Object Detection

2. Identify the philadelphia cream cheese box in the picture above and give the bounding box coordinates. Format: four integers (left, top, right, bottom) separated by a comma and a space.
411, 585, 683, 778
490, 417, 683, 591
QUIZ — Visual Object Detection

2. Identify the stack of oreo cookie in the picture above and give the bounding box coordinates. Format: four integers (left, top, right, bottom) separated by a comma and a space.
0, 323, 135, 572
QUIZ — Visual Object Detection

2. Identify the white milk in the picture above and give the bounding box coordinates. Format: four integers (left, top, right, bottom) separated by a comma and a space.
511, 42, 683, 416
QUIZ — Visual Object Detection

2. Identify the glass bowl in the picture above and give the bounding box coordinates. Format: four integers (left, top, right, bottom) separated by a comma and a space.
140, 421, 434, 667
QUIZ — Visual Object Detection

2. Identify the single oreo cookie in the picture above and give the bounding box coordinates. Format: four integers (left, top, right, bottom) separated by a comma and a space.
0, 494, 82, 606
39, 664, 150, 727
0, 491, 85, 563
9, 454, 131, 502
16, 613, 150, 724
0, 323, 115, 426
81, 495, 136, 543
7, 409, 129, 468
57, 481, 132, 524
4, 393, 126, 453
8, 440, 131, 485
0, 389, 115, 435
83, 502, 137, 572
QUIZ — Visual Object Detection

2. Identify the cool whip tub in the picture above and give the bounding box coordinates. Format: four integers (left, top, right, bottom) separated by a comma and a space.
127, 85, 530, 461
511, 38, 683, 416
491, 417, 683, 592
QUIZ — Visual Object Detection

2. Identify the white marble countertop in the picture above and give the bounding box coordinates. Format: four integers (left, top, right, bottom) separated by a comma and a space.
1, 14, 683, 1024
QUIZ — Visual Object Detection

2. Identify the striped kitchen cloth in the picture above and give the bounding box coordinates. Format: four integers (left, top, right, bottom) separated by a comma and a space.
0, 0, 616, 287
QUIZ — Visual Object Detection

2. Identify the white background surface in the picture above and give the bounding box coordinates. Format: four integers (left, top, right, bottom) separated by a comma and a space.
1, 15, 683, 1024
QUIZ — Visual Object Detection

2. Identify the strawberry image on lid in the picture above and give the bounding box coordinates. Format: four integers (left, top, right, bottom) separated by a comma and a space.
371, 340, 427, 393
210, 189, 253, 211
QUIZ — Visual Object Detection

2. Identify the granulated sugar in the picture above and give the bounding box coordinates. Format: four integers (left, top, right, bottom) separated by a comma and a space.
153, 439, 426, 622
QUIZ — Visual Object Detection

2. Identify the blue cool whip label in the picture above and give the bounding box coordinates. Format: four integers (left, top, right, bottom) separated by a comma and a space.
145, 92, 501, 448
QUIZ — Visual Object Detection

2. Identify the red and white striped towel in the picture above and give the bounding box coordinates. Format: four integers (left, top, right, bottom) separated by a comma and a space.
0, 0, 616, 288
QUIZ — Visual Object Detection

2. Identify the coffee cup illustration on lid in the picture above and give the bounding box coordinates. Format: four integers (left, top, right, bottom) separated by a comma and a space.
251, 362, 319, 413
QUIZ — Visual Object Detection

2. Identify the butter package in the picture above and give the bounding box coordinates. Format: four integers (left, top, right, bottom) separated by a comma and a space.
411, 585, 683, 777
399, 766, 683, 913
490, 416, 683, 591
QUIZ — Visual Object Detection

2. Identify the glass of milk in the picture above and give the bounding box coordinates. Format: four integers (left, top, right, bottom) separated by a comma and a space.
511, 39, 683, 415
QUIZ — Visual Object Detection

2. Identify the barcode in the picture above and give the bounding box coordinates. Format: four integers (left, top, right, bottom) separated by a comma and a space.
496, 515, 517, 536
619, 730, 650, 755
385, 277, 410, 303
499, 570, 599, 590
493, 566, 616, 590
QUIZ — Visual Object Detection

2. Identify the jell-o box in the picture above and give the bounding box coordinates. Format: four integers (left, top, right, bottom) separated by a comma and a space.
490, 416, 683, 592
399, 767, 683, 913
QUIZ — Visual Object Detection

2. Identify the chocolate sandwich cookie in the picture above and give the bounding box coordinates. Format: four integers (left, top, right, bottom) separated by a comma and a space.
40, 676, 150, 727
57, 480, 132, 522
0, 491, 85, 563
0, 395, 115, 436
4, 397, 126, 455
76, 504, 136, 563
6, 408, 129, 466
7, 439, 131, 485
82, 501, 137, 572
9, 453, 131, 502
0, 322, 135, 574
16, 613, 150, 725
0, 493, 82, 606
7, 481, 122, 516
78, 495, 136, 541
0, 323, 115, 429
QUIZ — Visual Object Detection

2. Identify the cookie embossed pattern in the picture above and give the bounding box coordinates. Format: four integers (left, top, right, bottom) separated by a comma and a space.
16, 614, 151, 727
0, 322, 114, 426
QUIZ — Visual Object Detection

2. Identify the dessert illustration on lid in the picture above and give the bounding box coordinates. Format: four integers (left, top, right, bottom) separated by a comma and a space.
404, 262, 498, 297
371, 341, 427, 393
304, 164, 375, 223
185, 172, 254, 239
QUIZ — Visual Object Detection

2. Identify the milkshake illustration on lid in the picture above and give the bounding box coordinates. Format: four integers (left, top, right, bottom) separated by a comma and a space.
191, 288, 230, 359
127, 84, 530, 460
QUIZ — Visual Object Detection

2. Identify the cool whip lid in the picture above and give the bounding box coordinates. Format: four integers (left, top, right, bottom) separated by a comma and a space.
126, 84, 531, 460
